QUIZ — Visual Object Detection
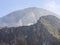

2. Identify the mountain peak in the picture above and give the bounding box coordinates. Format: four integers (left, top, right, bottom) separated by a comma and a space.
0, 7, 59, 28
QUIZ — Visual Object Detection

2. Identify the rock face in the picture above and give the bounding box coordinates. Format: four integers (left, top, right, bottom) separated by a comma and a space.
0, 7, 58, 27
0, 15, 60, 45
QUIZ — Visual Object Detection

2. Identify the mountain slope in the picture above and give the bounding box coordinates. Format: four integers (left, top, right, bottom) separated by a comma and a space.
0, 7, 59, 27
0, 15, 60, 45
40, 15, 60, 29
39, 16, 60, 39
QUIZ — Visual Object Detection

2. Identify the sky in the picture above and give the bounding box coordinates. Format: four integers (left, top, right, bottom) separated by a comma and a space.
0, 0, 60, 17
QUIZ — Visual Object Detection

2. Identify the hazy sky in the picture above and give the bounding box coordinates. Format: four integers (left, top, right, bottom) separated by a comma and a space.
0, 0, 60, 17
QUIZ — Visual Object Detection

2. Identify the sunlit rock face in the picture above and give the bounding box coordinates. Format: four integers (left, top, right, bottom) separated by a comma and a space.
0, 7, 58, 28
